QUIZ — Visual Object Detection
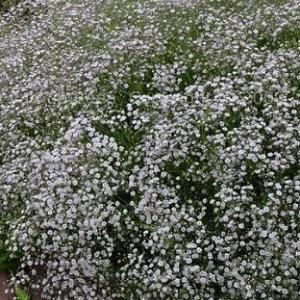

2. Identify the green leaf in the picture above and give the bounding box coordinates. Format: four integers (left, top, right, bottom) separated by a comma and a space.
0, 249, 9, 264
15, 287, 30, 300
0, 258, 20, 271
0, 249, 20, 271
0, 247, 22, 271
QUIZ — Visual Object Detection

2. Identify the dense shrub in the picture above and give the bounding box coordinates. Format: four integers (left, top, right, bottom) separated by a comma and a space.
0, 0, 299, 299
0, 0, 21, 13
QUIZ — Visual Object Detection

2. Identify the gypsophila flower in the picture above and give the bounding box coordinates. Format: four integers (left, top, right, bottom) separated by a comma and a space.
0, 0, 299, 299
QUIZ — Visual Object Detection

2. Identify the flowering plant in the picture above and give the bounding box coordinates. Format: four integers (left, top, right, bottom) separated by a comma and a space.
0, 0, 299, 299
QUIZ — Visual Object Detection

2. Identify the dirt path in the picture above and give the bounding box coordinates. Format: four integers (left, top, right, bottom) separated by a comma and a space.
0, 270, 43, 300
0, 271, 13, 300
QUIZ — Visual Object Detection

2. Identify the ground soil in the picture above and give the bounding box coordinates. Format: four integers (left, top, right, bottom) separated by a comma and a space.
0, 271, 13, 300
0, 270, 43, 300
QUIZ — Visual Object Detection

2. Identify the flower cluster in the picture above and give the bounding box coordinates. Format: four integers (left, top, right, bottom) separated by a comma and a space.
0, 0, 299, 299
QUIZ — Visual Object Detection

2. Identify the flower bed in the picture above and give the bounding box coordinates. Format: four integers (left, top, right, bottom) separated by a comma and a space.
0, 0, 299, 299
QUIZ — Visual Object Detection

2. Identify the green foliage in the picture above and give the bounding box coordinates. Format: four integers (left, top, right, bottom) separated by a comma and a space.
0, 0, 21, 13
257, 28, 300, 50
15, 287, 30, 300
0, 248, 20, 272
